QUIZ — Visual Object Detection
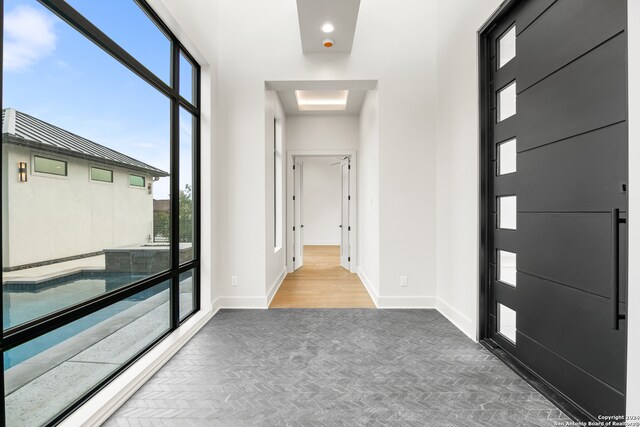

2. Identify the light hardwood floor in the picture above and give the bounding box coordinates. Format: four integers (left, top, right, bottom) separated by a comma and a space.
269, 245, 375, 308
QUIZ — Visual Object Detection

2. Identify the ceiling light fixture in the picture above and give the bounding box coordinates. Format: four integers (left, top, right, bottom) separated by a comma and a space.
295, 90, 349, 111
322, 23, 334, 33
323, 38, 334, 48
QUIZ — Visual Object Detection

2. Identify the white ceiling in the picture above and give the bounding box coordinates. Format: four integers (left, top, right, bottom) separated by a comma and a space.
296, 0, 361, 54
266, 80, 377, 116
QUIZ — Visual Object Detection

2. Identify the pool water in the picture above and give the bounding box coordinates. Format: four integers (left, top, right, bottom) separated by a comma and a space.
2, 272, 155, 369
3, 272, 146, 329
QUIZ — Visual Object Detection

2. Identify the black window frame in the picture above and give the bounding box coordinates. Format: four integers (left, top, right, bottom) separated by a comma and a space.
33, 155, 68, 177
0, 0, 202, 425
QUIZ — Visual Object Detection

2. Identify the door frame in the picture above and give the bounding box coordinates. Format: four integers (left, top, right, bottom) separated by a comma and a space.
476, 0, 615, 421
286, 150, 357, 273
339, 158, 351, 270
293, 159, 304, 270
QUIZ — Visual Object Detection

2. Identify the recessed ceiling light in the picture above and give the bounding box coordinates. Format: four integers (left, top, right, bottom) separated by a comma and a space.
322, 23, 334, 33
295, 90, 349, 111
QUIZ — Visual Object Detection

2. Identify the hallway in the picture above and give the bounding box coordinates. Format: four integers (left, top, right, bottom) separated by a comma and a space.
106, 309, 569, 426
270, 246, 375, 308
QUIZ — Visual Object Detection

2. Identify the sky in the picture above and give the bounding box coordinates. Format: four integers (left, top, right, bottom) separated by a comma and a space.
2, 0, 195, 199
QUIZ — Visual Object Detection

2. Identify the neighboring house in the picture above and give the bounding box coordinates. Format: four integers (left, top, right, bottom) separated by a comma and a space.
153, 199, 171, 214
1, 108, 169, 270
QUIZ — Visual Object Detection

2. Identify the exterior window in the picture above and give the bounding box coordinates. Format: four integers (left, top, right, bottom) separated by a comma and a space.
129, 174, 145, 187
34, 156, 67, 176
91, 166, 113, 183
1, 0, 201, 424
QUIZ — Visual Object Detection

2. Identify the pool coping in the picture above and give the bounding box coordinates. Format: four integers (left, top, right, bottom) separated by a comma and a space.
3, 268, 141, 291
4, 287, 171, 395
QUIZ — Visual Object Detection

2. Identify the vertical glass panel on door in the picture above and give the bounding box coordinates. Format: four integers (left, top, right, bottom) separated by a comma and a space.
179, 269, 195, 321
2, 0, 171, 330
3, 281, 170, 426
498, 138, 517, 175
179, 107, 196, 263
498, 303, 517, 343
64, 0, 171, 82
498, 196, 517, 230
497, 81, 517, 122
498, 250, 517, 286
179, 51, 195, 104
498, 25, 516, 68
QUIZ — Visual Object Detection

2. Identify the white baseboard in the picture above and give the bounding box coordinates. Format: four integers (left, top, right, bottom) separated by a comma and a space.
436, 297, 476, 341
267, 267, 287, 306
357, 267, 379, 307
377, 295, 436, 309
62, 305, 218, 427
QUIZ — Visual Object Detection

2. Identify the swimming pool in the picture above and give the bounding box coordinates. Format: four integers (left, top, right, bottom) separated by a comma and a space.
3, 272, 155, 368
3, 271, 147, 329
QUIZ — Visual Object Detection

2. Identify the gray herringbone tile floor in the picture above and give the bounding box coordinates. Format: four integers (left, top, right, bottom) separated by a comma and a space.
105, 309, 570, 426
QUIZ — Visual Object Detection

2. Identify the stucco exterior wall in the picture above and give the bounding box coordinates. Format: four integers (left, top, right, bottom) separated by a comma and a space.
4, 145, 154, 268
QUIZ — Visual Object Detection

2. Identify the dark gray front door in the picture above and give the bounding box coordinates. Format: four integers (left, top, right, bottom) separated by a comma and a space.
481, 0, 628, 418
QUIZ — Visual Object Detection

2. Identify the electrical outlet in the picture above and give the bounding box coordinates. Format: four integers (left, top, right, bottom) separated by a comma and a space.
231, 276, 238, 287
400, 276, 408, 287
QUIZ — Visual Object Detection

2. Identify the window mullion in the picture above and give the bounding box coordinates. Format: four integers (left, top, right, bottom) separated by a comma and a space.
170, 41, 181, 330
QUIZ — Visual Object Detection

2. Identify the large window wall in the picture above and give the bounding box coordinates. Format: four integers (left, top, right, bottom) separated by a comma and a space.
0, 0, 200, 424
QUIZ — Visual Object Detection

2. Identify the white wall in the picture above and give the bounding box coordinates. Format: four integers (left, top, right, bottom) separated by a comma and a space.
4, 145, 154, 268
218, 0, 438, 307
626, 0, 640, 418
357, 90, 380, 298
434, 0, 502, 339
299, 157, 341, 245
286, 115, 359, 151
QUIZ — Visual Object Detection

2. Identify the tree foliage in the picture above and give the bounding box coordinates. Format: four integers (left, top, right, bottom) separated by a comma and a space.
153, 184, 193, 242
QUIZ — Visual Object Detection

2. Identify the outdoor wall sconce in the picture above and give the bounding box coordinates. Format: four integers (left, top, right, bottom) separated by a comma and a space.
147, 182, 152, 194
18, 162, 27, 182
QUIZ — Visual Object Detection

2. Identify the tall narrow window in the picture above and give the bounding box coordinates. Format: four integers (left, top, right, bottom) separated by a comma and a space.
1, 0, 201, 424
274, 118, 283, 249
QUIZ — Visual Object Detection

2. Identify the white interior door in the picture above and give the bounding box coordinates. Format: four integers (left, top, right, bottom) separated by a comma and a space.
340, 159, 350, 270
293, 161, 304, 270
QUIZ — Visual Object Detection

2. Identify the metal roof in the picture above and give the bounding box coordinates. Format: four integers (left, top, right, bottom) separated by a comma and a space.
2, 108, 169, 177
